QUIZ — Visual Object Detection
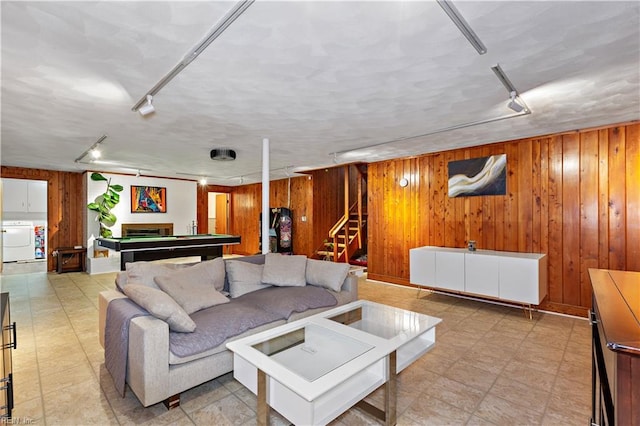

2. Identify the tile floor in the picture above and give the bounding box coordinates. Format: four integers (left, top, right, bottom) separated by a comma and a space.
1, 268, 592, 425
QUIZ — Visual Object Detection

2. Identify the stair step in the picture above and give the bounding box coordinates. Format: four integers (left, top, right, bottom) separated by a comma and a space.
316, 251, 334, 257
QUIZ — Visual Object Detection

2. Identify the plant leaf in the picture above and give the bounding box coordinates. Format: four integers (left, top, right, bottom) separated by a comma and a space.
90, 172, 107, 182
111, 184, 124, 192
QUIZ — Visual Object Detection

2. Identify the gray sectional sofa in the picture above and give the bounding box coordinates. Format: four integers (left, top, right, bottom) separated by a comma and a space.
98, 254, 358, 408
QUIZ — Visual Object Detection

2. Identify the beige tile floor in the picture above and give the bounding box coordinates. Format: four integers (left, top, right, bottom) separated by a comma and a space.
1, 268, 592, 425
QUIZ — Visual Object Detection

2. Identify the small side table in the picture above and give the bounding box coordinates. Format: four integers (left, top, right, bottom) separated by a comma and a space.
54, 247, 86, 273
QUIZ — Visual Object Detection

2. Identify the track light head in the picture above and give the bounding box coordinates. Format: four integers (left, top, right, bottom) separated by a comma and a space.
138, 95, 155, 116
507, 91, 525, 113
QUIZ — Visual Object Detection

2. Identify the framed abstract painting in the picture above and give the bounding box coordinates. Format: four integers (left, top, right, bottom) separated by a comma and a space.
448, 154, 507, 197
131, 186, 167, 213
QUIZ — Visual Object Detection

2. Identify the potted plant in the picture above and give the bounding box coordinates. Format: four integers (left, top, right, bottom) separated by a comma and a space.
87, 172, 124, 238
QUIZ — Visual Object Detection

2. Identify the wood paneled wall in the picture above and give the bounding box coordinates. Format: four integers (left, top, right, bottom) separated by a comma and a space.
228, 176, 314, 256
366, 122, 640, 315
1, 166, 85, 271
310, 166, 346, 254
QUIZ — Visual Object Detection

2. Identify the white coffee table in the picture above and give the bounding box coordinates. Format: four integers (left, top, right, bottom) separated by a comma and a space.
226, 300, 442, 425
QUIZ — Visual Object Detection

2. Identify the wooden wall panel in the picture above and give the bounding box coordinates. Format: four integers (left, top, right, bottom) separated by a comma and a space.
367, 122, 640, 316
1, 166, 84, 271
547, 136, 564, 304
625, 125, 640, 271
598, 130, 610, 269
580, 131, 599, 307
562, 134, 580, 306
608, 127, 627, 271
229, 183, 261, 255
311, 166, 345, 255
227, 176, 313, 256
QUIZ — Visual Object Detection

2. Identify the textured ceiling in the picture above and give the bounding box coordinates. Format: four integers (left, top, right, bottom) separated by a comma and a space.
1, 1, 639, 185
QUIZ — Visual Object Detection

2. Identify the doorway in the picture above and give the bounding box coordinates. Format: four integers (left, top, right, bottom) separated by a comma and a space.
208, 192, 230, 252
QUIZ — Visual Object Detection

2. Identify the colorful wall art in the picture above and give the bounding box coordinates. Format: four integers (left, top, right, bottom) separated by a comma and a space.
131, 185, 167, 213
447, 154, 507, 197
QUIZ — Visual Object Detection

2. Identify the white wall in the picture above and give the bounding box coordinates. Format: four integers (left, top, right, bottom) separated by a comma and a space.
85, 172, 197, 251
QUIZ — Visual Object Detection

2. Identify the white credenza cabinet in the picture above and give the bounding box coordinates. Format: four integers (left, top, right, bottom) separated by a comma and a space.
409, 246, 547, 305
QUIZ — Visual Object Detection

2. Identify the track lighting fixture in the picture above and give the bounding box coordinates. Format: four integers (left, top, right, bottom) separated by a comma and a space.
75, 134, 107, 163
138, 95, 155, 116
131, 0, 254, 113
437, 0, 487, 55
507, 91, 525, 113
492, 64, 530, 113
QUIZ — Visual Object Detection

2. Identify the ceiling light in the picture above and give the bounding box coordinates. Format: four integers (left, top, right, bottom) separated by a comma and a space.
200, 178, 208, 185
437, 0, 487, 55
492, 64, 530, 113
138, 95, 155, 116
74, 134, 107, 163
131, 0, 254, 112
508, 91, 525, 113
210, 148, 237, 161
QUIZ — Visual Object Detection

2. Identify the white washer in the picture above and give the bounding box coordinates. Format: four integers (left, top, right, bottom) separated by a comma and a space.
2, 221, 35, 262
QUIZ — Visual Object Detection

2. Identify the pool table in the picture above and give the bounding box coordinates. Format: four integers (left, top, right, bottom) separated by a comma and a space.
96, 234, 241, 270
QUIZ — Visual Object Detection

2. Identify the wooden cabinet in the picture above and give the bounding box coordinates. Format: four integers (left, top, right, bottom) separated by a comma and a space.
589, 269, 640, 425
409, 246, 547, 305
2, 178, 47, 212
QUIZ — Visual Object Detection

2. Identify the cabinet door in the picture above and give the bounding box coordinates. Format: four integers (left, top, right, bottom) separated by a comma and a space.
435, 251, 465, 292
410, 247, 436, 286
27, 181, 47, 212
499, 257, 540, 304
465, 253, 499, 297
2, 179, 28, 212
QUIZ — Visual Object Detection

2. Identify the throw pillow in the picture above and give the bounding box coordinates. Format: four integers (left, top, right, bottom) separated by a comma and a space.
261, 253, 307, 287
306, 258, 350, 292
123, 284, 196, 333
125, 261, 187, 289
226, 260, 271, 298
154, 264, 230, 315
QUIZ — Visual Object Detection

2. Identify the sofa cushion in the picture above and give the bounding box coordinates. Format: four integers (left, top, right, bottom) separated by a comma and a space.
226, 260, 271, 298
261, 253, 307, 287
169, 299, 284, 359
238, 286, 337, 319
123, 284, 196, 332
154, 264, 229, 315
305, 258, 350, 292
124, 261, 190, 290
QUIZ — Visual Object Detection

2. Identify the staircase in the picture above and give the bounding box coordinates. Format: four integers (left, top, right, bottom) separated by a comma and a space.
316, 164, 367, 264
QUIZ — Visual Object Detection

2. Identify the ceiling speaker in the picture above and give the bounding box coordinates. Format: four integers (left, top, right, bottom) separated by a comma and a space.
210, 148, 237, 161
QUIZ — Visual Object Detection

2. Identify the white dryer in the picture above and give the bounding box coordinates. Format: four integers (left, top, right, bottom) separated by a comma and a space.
2, 221, 35, 262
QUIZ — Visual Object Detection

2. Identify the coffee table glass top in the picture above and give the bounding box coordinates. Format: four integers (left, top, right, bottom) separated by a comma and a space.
252, 323, 374, 382
327, 302, 430, 339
